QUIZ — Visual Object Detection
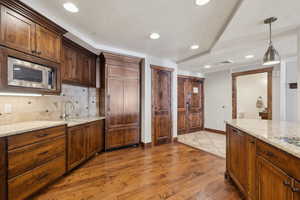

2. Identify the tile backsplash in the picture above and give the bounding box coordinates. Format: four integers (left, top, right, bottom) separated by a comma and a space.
0, 84, 100, 125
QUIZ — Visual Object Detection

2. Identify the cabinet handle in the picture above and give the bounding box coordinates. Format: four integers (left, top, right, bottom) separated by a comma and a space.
250, 141, 255, 144
37, 51, 42, 55
31, 50, 37, 54
36, 133, 49, 138
107, 95, 111, 112
283, 180, 291, 187
292, 187, 300, 193
266, 151, 275, 157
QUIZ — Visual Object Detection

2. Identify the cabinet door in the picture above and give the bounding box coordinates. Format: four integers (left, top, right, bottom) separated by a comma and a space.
89, 56, 97, 87
0, 6, 35, 54
257, 156, 292, 200
124, 127, 139, 146
228, 127, 248, 193
36, 24, 61, 63
86, 121, 104, 157
293, 181, 300, 200
67, 126, 86, 170
247, 135, 256, 200
61, 44, 77, 82
106, 129, 124, 149
78, 53, 90, 85
107, 77, 124, 128
123, 78, 140, 126
0, 138, 6, 200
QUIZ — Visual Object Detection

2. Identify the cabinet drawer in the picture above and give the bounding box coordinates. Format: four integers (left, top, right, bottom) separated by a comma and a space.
0, 138, 6, 175
257, 140, 300, 181
8, 136, 65, 179
8, 155, 65, 200
8, 125, 65, 150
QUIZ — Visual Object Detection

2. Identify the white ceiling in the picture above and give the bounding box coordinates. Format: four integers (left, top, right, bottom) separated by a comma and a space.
179, 0, 300, 73
20, 0, 240, 61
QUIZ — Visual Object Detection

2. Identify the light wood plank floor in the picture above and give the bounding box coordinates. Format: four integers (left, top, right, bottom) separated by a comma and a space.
33, 143, 241, 200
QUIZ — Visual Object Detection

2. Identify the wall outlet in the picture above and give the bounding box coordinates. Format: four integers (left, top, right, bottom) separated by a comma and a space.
4, 104, 12, 114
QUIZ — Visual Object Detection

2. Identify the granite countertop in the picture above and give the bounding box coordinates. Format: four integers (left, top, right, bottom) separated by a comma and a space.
227, 119, 300, 159
0, 116, 105, 138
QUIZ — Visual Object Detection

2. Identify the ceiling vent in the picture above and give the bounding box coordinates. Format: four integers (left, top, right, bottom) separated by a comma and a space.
219, 60, 234, 64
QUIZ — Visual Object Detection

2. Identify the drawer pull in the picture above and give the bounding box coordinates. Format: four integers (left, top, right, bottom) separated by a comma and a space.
266, 151, 275, 157
292, 187, 300, 193
38, 151, 49, 156
36, 133, 49, 138
283, 180, 291, 187
36, 173, 49, 181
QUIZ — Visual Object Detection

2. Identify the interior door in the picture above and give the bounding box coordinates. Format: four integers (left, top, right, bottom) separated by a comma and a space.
152, 67, 172, 145
177, 77, 187, 135
187, 79, 204, 132
177, 76, 204, 134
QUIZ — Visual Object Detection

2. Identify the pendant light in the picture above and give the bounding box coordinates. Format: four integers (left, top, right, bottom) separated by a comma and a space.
263, 17, 281, 66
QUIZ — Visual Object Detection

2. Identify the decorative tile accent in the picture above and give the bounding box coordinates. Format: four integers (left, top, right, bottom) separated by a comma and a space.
0, 84, 100, 125
178, 131, 226, 158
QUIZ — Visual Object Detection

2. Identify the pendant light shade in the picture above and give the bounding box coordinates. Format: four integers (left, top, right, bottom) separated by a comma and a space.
263, 17, 281, 66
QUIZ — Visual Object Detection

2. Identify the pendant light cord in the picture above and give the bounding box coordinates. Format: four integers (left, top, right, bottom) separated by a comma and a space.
269, 22, 272, 45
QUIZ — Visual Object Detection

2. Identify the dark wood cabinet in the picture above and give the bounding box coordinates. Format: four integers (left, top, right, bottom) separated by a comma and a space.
0, 6, 35, 55
0, 138, 6, 200
257, 156, 292, 200
6, 125, 66, 200
0, 5, 65, 63
35, 24, 61, 63
67, 126, 86, 170
67, 120, 104, 170
86, 120, 104, 158
227, 124, 300, 200
247, 135, 256, 200
61, 37, 97, 87
177, 76, 204, 135
100, 52, 141, 150
227, 126, 248, 194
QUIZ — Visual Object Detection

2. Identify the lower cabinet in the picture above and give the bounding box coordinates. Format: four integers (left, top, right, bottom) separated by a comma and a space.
257, 156, 292, 200
0, 138, 6, 200
227, 124, 300, 200
227, 126, 248, 193
106, 127, 139, 150
67, 120, 104, 170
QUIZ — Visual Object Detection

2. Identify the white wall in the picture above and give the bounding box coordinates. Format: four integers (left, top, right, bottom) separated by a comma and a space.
204, 70, 232, 131
204, 64, 281, 131
236, 73, 268, 119
286, 59, 298, 121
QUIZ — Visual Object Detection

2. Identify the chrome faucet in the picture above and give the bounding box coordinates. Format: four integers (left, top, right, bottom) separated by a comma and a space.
63, 100, 75, 120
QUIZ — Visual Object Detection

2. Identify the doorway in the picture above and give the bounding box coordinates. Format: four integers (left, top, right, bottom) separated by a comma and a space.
177, 75, 204, 135
232, 67, 273, 120
151, 65, 173, 145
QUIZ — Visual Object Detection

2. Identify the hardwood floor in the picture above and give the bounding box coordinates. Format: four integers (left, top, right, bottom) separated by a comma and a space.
33, 143, 241, 200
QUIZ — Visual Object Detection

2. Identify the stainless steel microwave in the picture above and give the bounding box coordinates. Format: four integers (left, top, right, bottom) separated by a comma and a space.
7, 57, 56, 90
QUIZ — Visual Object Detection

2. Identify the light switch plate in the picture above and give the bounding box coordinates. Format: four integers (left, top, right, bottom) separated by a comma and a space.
4, 104, 12, 114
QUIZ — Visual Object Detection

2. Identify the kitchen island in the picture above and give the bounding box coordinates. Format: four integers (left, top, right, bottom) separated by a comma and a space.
226, 119, 300, 200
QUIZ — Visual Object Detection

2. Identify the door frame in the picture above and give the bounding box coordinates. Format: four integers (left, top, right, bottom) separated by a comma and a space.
232, 67, 273, 120
177, 75, 205, 135
151, 65, 174, 145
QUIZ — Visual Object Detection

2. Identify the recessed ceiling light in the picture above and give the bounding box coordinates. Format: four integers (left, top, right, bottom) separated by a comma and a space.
190, 45, 199, 50
150, 33, 160, 40
245, 55, 254, 59
63, 2, 79, 13
195, 0, 211, 6
204, 65, 211, 69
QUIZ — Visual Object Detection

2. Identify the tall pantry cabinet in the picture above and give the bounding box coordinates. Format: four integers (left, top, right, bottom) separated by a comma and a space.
100, 52, 141, 150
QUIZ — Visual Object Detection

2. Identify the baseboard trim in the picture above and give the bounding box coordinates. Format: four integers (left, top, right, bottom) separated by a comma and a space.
204, 128, 226, 135
141, 142, 152, 149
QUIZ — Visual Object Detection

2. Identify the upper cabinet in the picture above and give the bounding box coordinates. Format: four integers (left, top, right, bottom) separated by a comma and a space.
0, 4, 66, 63
61, 37, 97, 87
